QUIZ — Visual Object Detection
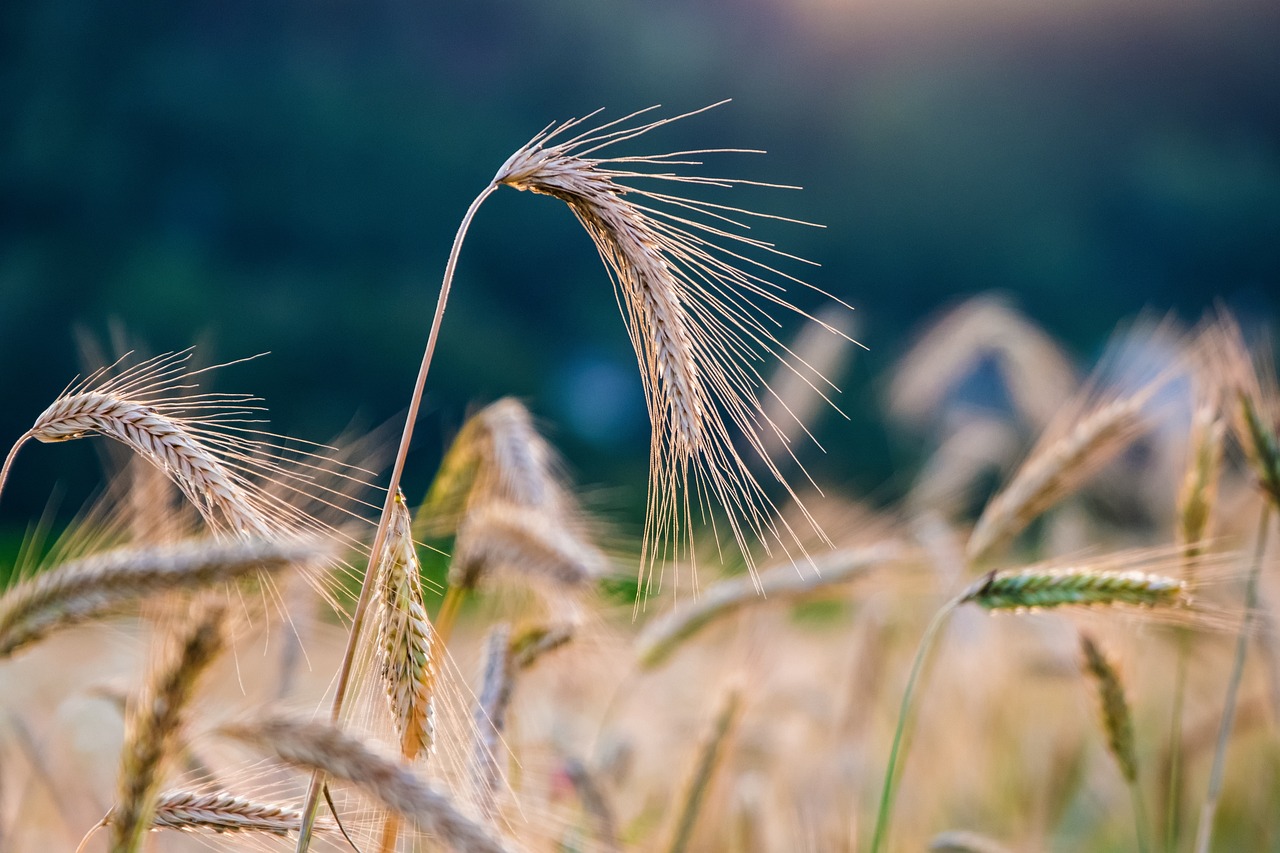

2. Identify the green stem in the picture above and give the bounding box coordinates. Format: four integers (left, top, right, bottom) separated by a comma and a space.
1193, 503, 1273, 853
293, 183, 497, 853
1165, 629, 1191, 853
870, 597, 959, 853
1132, 775, 1153, 853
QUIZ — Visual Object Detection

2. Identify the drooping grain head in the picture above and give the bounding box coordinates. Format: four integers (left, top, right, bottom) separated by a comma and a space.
0, 536, 321, 659
492, 105, 854, 590
1079, 633, 1138, 783
221, 714, 517, 853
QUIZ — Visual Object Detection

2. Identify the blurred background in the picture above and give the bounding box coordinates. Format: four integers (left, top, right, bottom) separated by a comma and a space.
1, 0, 1277, 535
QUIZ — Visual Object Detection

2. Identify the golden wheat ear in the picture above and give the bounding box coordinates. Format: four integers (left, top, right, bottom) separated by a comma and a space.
2, 349, 377, 541
492, 104, 857, 592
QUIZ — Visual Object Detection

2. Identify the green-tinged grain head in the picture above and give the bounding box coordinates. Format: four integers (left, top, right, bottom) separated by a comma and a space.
961, 568, 1187, 611
1080, 633, 1138, 783
1240, 394, 1280, 508
1178, 401, 1225, 559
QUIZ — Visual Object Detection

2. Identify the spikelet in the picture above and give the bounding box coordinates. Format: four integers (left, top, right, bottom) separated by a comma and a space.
0, 537, 318, 658
1079, 633, 1138, 783
493, 104, 852, 587
961, 567, 1186, 611
373, 491, 436, 761
221, 714, 517, 853
111, 602, 226, 853
146, 790, 332, 836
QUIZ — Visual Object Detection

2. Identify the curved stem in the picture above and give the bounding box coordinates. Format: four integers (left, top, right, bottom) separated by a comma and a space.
294, 182, 498, 852
870, 596, 960, 853
1193, 503, 1273, 853
0, 434, 31, 510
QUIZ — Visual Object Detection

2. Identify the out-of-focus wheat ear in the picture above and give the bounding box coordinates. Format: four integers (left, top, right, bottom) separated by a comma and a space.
493, 105, 853, 589
1178, 400, 1226, 560
967, 389, 1156, 566
470, 624, 514, 822
221, 714, 519, 853
419, 413, 486, 536
509, 622, 574, 670
960, 567, 1187, 611
1080, 634, 1138, 783
1080, 633, 1151, 853
635, 541, 902, 669
0, 536, 319, 658
451, 501, 607, 592
1240, 394, 1280, 508
143, 789, 334, 836
1204, 313, 1280, 509
110, 601, 226, 853
1166, 393, 1225, 850
375, 490, 437, 762
420, 399, 566, 538
664, 686, 741, 853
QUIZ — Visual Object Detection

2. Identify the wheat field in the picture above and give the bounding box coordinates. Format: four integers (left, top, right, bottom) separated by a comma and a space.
0, 107, 1277, 853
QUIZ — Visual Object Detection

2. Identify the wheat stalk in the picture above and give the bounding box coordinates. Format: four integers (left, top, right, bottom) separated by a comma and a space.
300, 102, 846, 842
0, 537, 318, 658
223, 714, 518, 853
664, 686, 741, 853
493, 103, 852, 587
110, 601, 226, 853
372, 490, 437, 853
